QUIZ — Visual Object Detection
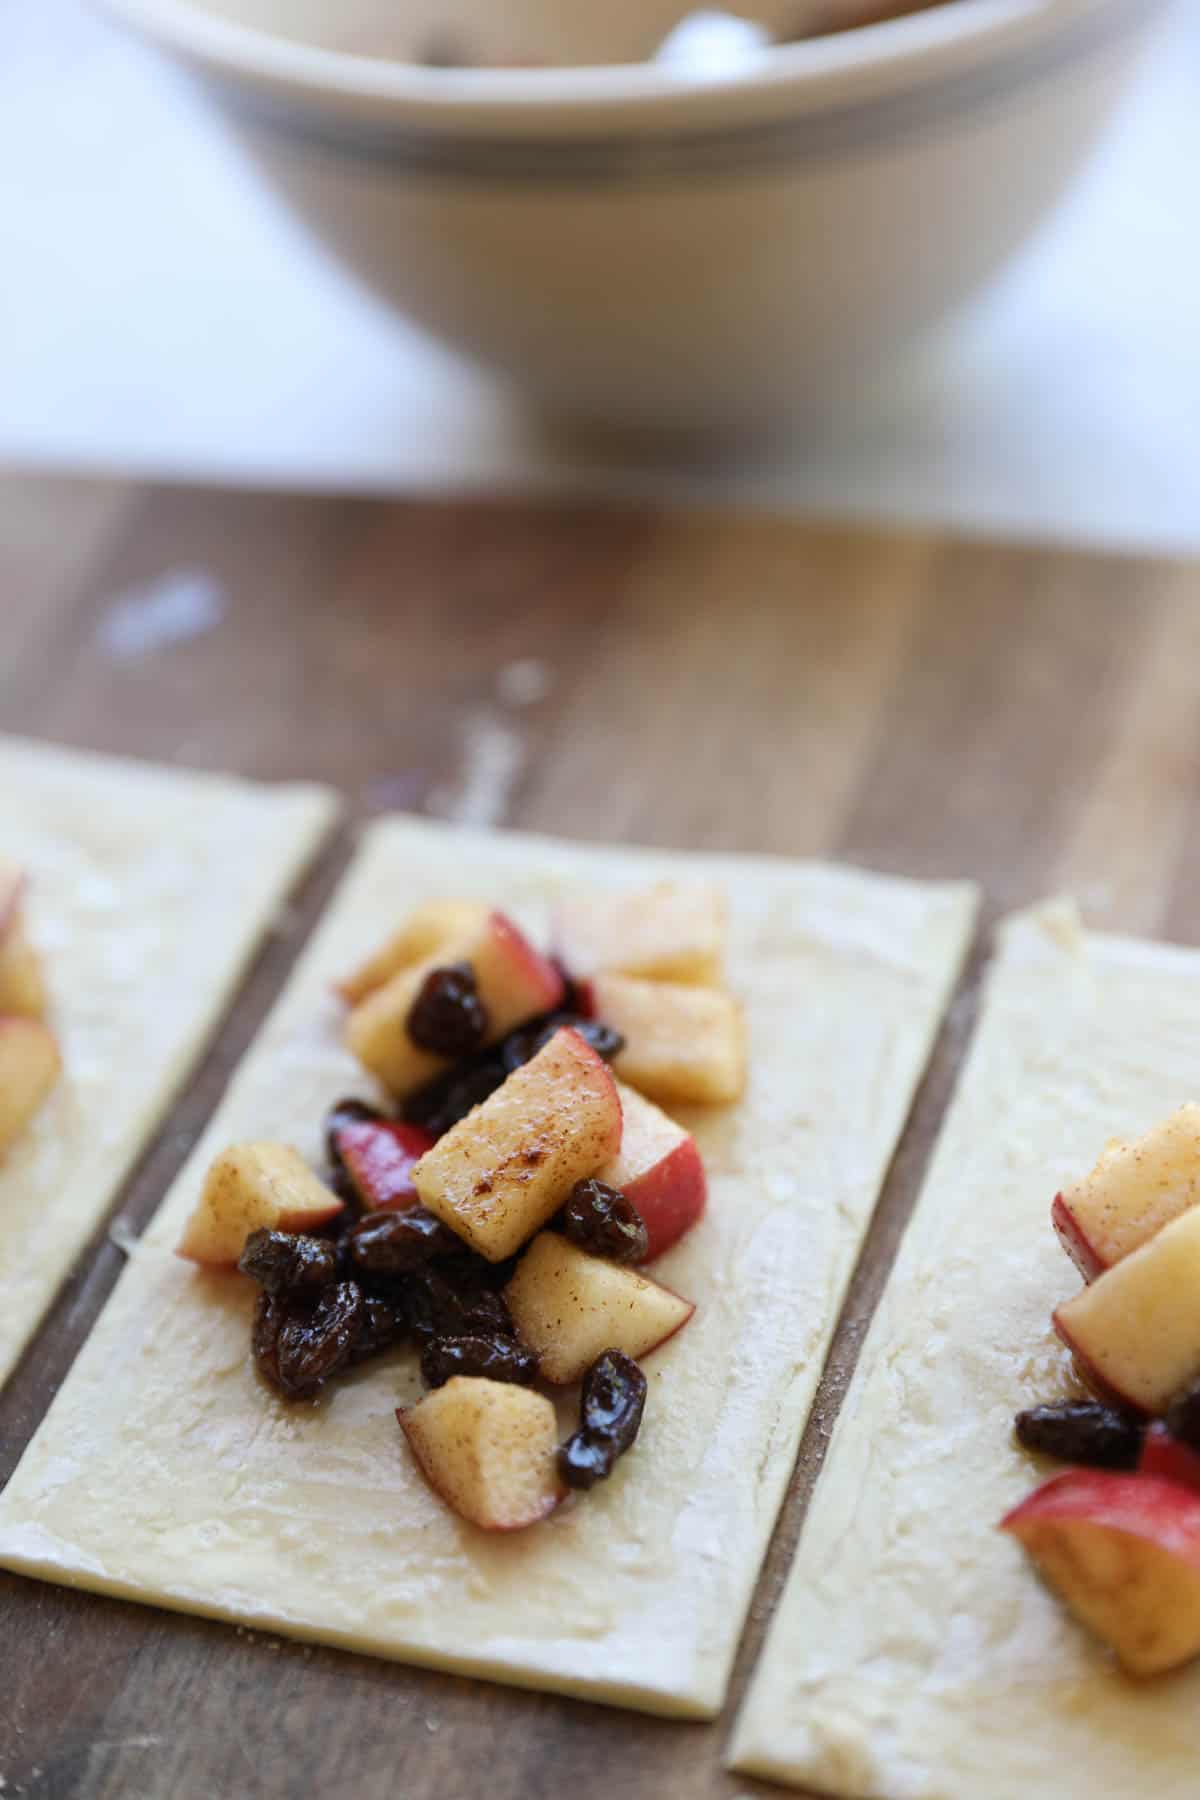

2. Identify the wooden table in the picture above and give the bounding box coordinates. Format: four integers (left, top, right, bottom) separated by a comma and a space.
2, 474, 1199, 1800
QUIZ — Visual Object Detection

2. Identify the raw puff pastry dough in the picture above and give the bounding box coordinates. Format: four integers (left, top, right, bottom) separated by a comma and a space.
0, 736, 335, 1386
0, 817, 974, 1716
732, 903, 1200, 1798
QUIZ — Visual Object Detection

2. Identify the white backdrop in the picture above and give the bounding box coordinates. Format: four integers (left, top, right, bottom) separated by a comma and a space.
4, 0, 1198, 551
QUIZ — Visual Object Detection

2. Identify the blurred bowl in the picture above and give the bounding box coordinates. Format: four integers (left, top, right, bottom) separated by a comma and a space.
101, 0, 1162, 433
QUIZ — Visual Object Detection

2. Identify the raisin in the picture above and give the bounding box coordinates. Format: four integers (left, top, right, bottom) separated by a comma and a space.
421, 1334, 539, 1389
1165, 1380, 1200, 1450
455, 1282, 515, 1338
559, 1350, 648, 1491
498, 1019, 550, 1074
560, 1179, 648, 1264
558, 1433, 614, 1491
499, 1013, 624, 1074
402, 1055, 507, 1138
1014, 1401, 1143, 1469
580, 1349, 648, 1449
238, 1228, 340, 1295
402, 1265, 515, 1342
251, 1290, 288, 1391
460, 1252, 519, 1292
346, 1207, 461, 1276
274, 1281, 366, 1399
350, 1292, 409, 1365
570, 1017, 624, 1062
406, 962, 488, 1057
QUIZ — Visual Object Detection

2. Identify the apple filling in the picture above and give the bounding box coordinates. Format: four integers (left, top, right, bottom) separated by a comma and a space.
1004, 1107, 1200, 1672
177, 883, 739, 1530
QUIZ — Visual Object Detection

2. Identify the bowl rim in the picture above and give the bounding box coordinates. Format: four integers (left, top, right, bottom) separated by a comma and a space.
96, 0, 1125, 122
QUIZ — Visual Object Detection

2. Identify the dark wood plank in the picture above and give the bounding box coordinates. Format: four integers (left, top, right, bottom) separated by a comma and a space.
0, 477, 1197, 1800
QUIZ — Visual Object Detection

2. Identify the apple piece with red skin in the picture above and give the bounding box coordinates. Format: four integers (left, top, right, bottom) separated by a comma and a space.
504, 1230, 694, 1384
1052, 1105, 1200, 1281
0, 1016, 62, 1156
1054, 1205, 1200, 1415
177, 1142, 344, 1265
336, 899, 489, 1006
552, 881, 726, 987
1001, 1468, 1200, 1674
599, 1080, 706, 1262
398, 1376, 564, 1531
1139, 1422, 1200, 1494
326, 1106, 434, 1213
588, 972, 745, 1107
1052, 1192, 1107, 1282
345, 909, 565, 1098
413, 1026, 621, 1262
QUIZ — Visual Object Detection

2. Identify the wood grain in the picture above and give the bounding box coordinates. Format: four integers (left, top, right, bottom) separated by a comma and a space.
0, 476, 1198, 1800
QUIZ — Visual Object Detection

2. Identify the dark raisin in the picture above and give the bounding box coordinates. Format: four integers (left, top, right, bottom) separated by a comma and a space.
569, 1017, 624, 1062
238, 1228, 340, 1295
406, 962, 488, 1057
402, 1055, 507, 1138
421, 1334, 539, 1389
457, 1283, 516, 1338
580, 1349, 648, 1451
402, 1265, 515, 1342
560, 1179, 648, 1264
346, 1207, 461, 1276
499, 1012, 624, 1075
1014, 1401, 1143, 1469
1165, 1380, 1200, 1451
251, 1290, 288, 1391
558, 1432, 615, 1491
349, 1292, 409, 1365
458, 1252, 519, 1292
559, 1350, 648, 1491
499, 1019, 551, 1073
274, 1281, 366, 1399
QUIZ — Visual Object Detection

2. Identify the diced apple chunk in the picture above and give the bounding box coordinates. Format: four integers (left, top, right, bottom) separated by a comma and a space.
345, 909, 565, 1098
1053, 1105, 1200, 1281
553, 882, 726, 986
0, 1016, 61, 1156
177, 1142, 344, 1266
336, 899, 489, 1005
505, 1231, 694, 1384
1054, 1206, 1200, 1415
399, 1377, 563, 1531
413, 1027, 621, 1262
591, 973, 745, 1106
1001, 1469, 1200, 1675
599, 1080, 706, 1262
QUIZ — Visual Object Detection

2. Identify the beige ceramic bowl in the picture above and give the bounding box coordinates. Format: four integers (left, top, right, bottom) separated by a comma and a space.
102, 0, 1162, 432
